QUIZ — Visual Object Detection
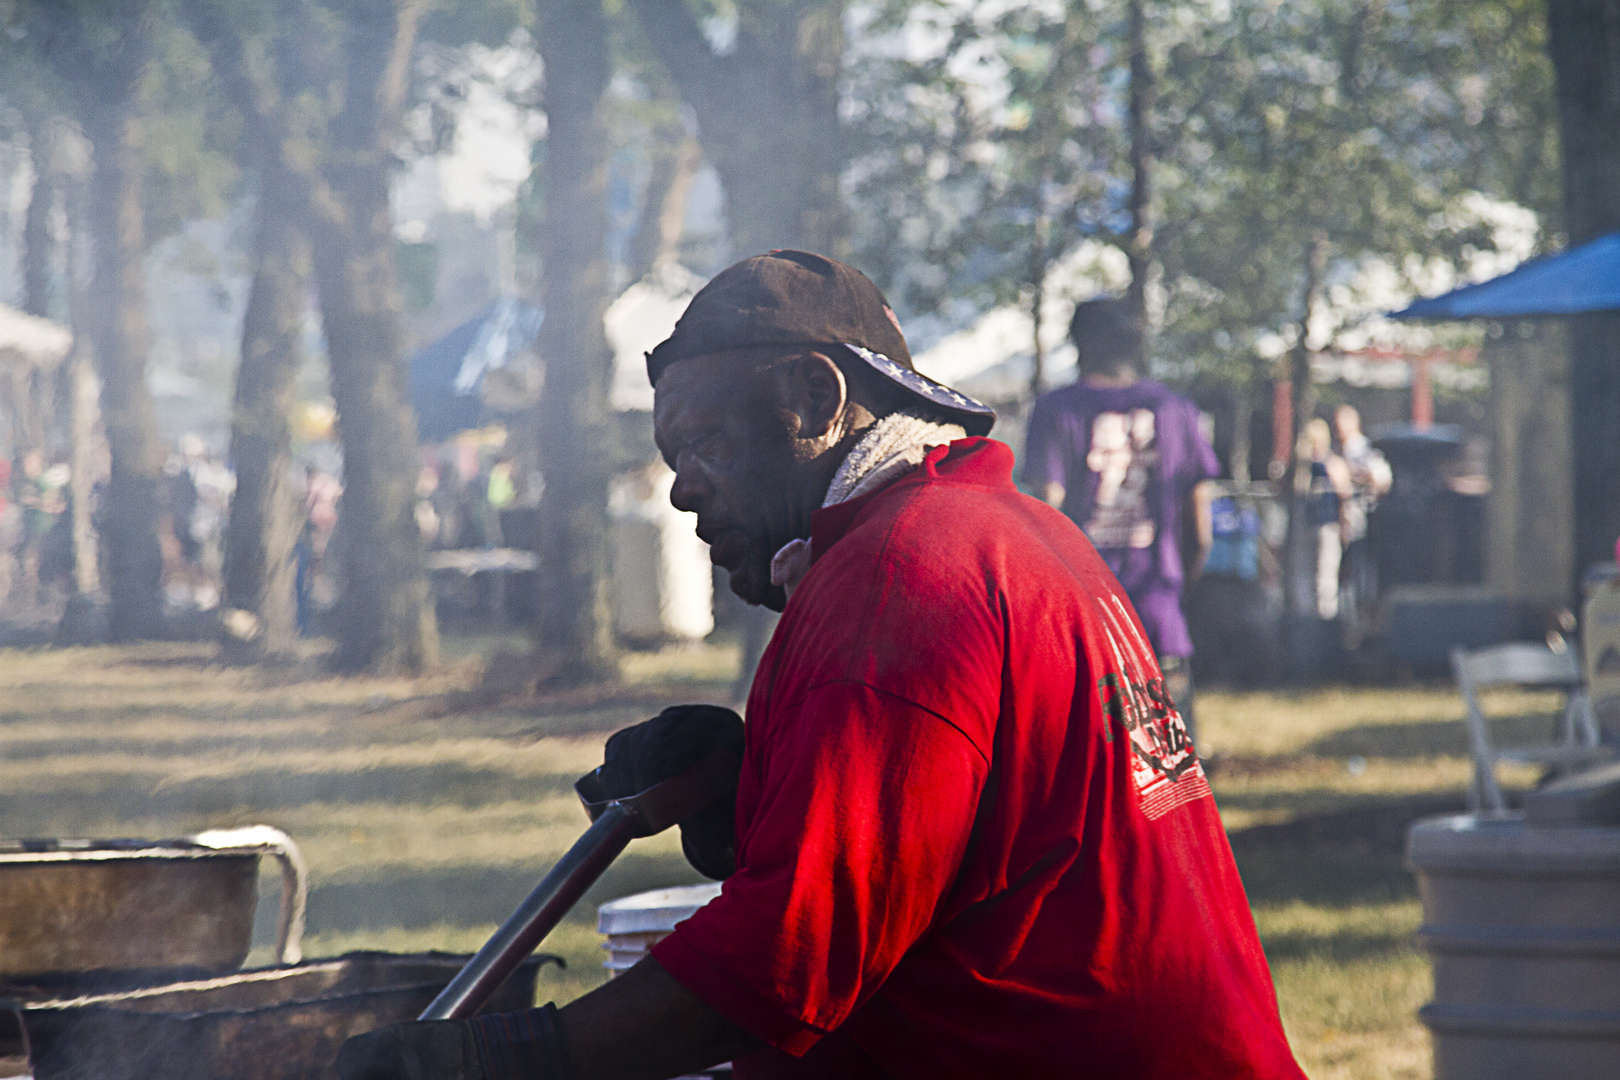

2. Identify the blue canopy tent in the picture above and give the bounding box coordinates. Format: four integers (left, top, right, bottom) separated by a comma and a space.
1391, 231, 1620, 319
410, 298, 544, 442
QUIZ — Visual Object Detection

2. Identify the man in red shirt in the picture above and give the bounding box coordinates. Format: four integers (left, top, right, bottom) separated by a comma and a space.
340, 252, 1304, 1080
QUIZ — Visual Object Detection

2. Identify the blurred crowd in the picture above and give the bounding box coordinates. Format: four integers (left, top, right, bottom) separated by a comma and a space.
410, 438, 534, 553
0, 430, 535, 631
0, 448, 74, 615
1298, 405, 1393, 625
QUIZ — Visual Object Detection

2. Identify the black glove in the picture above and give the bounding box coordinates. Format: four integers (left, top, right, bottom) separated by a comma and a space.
334, 1019, 478, 1080
335, 1004, 572, 1080
594, 704, 745, 880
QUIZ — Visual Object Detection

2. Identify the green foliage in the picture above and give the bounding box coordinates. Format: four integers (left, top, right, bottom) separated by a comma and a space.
140, 17, 243, 243
1152, 0, 1560, 390
419, 0, 533, 50
846, 0, 1132, 315
0, 1, 243, 246
847, 0, 1559, 396
395, 239, 438, 310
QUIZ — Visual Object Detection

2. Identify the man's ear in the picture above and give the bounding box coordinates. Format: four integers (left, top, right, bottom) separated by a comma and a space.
781, 351, 848, 443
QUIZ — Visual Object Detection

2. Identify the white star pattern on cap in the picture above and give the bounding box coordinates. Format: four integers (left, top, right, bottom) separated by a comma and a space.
843, 344, 995, 424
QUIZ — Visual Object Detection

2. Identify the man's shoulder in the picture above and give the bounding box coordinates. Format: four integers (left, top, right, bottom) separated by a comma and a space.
1120, 378, 1196, 411
829, 458, 1096, 592
1033, 378, 1193, 411
1031, 382, 1095, 413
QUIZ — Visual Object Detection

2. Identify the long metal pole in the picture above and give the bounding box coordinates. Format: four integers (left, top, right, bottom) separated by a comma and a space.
419, 804, 638, 1020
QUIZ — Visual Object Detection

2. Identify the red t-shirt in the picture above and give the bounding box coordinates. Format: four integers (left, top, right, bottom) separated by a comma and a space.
652, 439, 1303, 1079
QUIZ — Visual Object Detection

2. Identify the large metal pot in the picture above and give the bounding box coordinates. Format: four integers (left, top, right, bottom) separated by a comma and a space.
12, 951, 556, 1080
0, 826, 306, 979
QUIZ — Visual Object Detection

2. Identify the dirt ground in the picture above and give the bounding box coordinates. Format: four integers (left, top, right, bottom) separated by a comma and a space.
0, 639, 1561, 1078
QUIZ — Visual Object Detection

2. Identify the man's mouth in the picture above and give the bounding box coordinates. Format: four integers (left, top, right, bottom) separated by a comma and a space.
703, 528, 746, 571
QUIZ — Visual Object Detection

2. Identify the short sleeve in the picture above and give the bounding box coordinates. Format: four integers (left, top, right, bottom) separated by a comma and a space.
650, 683, 988, 1055
1019, 394, 1068, 492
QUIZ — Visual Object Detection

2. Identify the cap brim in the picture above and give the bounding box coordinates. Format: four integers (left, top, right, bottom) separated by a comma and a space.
839, 345, 996, 437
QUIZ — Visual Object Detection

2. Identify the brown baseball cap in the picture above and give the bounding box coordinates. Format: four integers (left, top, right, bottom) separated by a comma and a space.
646, 250, 995, 436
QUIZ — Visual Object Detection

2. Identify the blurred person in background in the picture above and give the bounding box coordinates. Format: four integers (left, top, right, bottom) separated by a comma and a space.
189, 442, 235, 608
415, 462, 442, 546
1299, 418, 1352, 621
36, 461, 74, 601
1333, 404, 1390, 639
487, 454, 517, 515
1022, 298, 1218, 741
13, 449, 64, 612
295, 465, 343, 635
164, 442, 202, 570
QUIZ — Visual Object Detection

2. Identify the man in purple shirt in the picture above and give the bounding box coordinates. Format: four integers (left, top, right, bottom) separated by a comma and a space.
1023, 299, 1219, 738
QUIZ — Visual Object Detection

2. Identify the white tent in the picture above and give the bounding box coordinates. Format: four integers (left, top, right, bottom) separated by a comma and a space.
605, 263, 706, 412
602, 264, 714, 643
0, 303, 72, 371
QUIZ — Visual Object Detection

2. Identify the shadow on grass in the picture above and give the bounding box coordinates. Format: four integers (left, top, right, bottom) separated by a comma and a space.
305, 850, 707, 935
0, 699, 379, 730
1305, 712, 1562, 761
0, 763, 589, 825
1228, 793, 1463, 909
1259, 923, 1425, 965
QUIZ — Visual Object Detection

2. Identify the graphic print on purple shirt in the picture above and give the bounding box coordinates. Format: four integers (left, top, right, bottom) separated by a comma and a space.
1022, 379, 1219, 658
1084, 407, 1160, 549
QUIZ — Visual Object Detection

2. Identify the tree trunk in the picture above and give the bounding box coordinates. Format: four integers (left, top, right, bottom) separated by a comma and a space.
223, 169, 306, 658
1125, 0, 1154, 329
307, 0, 437, 674
83, 55, 164, 642
627, 0, 845, 259
627, 129, 701, 280
1282, 233, 1327, 624
1547, 0, 1620, 579
55, 129, 102, 645
22, 115, 54, 321
1231, 390, 1252, 484
1027, 241, 1047, 401
21, 116, 56, 458
531, 0, 616, 679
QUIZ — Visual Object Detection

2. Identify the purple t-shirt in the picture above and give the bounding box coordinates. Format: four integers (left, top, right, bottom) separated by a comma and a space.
1021, 379, 1219, 657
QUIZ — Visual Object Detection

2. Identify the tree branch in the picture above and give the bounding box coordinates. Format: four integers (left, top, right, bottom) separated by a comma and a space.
623, 0, 731, 116
376, 0, 427, 136
180, 0, 280, 143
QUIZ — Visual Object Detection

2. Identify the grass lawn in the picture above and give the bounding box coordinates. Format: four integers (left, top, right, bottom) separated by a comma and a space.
1200, 687, 1553, 1079
0, 639, 1562, 1076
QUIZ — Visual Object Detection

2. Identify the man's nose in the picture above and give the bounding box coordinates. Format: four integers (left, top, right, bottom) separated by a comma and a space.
668, 465, 706, 514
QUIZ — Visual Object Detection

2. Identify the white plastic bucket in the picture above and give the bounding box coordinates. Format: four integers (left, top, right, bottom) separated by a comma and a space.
596, 884, 722, 975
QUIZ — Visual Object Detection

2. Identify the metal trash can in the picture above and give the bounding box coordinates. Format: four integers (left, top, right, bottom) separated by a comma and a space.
1407, 813, 1620, 1078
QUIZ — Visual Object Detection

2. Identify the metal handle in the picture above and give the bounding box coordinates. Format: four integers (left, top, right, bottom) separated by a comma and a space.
419, 804, 638, 1020
419, 745, 740, 1021
189, 825, 308, 965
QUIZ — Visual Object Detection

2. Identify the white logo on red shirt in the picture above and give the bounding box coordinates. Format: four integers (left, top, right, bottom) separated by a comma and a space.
1094, 595, 1209, 819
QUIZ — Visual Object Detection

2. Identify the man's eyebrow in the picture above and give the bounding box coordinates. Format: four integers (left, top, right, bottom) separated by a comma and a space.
656, 418, 715, 463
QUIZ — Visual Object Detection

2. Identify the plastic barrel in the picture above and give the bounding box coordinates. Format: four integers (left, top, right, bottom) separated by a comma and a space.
1406, 813, 1620, 1078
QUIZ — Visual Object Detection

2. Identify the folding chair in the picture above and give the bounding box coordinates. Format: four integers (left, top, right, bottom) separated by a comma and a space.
1451, 642, 1609, 813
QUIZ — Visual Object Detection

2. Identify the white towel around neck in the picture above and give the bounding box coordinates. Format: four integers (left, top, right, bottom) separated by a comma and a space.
768, 411, 967, 598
